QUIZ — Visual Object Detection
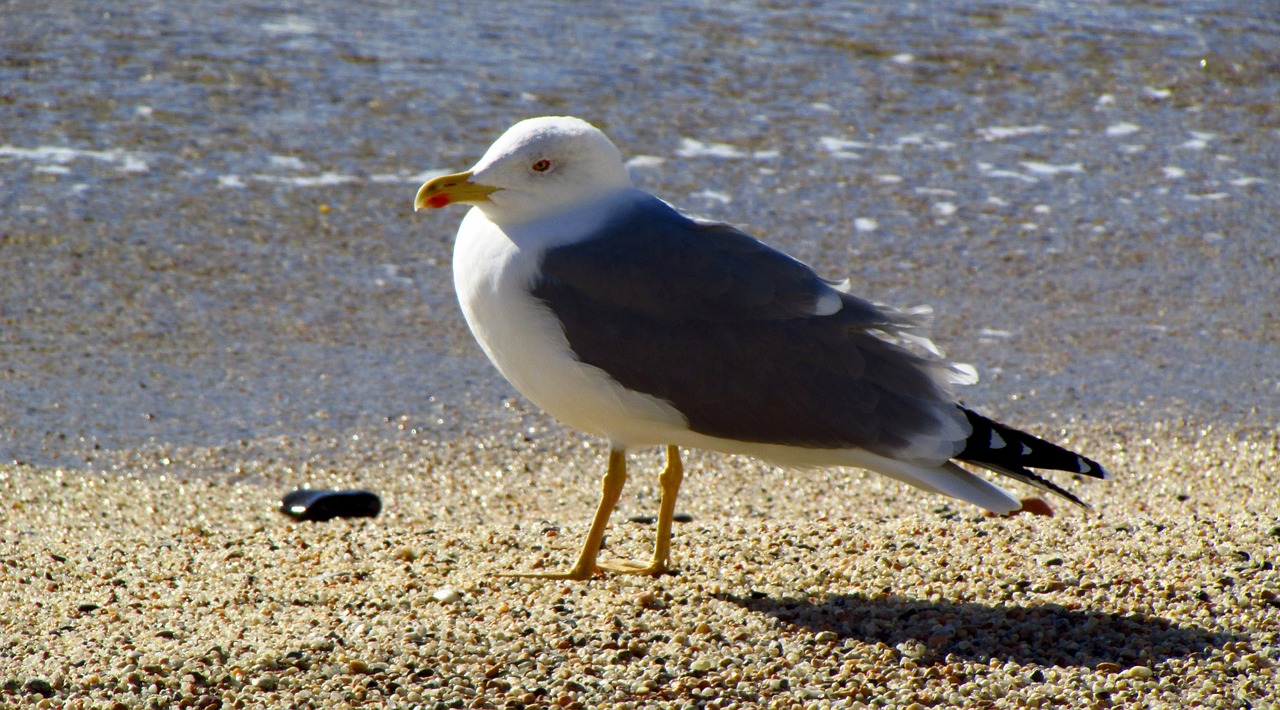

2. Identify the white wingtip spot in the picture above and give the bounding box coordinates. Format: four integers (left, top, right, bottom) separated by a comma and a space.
1020, 443, 1033, 456
811, 289, 843, 316
989, 430, 1007, 449
1077, 457, 1092, 474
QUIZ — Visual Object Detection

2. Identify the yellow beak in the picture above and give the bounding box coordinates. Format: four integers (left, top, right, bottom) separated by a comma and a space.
414, 170, 498, 211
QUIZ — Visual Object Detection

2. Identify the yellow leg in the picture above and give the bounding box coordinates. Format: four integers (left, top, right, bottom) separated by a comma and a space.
503, 448, 628, 580
597, 445, 683, 577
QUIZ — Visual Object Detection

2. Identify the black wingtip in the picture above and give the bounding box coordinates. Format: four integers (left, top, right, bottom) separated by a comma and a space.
1081, 457, 1112, 481
956, 406, 1109, 505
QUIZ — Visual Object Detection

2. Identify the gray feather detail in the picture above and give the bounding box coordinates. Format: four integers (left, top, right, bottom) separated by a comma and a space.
530, 193, 972, 463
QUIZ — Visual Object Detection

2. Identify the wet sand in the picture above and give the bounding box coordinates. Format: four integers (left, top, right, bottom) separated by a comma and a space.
2, 0, 1279, 707
3, 0, 1278, 465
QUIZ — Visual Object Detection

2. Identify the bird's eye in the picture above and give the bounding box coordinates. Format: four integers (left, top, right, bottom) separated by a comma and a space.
531, 159, 552, 173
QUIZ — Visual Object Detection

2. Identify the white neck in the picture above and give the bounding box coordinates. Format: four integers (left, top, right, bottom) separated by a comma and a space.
477, 187, 641, 252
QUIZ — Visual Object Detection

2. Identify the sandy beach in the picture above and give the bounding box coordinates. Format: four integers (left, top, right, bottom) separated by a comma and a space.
3, 0, 1278, 707
2, 418, 1277, 708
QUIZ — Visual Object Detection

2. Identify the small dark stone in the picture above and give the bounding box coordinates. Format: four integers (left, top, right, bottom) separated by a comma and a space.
76, 603, 99, 613
279, 489, 381, 522
627, 513, 693, 524
24, 678, 54, 697
1029, 669, 1045, 683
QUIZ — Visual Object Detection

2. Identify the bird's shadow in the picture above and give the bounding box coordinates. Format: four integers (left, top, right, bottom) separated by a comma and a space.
721, 591, 1240, 669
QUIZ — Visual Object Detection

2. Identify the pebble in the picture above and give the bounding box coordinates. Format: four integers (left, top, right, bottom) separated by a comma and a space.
278, 488, 382, 521
432, 586, 463, 603
627, 513, 694, 524
634, 591, 662, 609
24, 678, 54, 697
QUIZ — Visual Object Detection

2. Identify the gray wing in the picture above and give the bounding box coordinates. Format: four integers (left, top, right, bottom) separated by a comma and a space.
531, 194, 970, 462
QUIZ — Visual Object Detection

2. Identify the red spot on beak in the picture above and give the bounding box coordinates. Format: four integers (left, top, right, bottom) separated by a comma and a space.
426, 194, 451, 209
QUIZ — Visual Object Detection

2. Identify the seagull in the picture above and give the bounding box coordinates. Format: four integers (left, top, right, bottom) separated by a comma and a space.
414, 116, 1108, 580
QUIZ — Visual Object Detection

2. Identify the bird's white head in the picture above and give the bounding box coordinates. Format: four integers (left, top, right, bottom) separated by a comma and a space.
415, 116, 634, 225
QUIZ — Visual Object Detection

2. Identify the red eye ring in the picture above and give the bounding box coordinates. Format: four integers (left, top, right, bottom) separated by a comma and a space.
531, 159, 552, 172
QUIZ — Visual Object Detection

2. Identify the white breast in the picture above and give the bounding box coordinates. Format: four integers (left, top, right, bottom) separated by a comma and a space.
451, 206, 687, 446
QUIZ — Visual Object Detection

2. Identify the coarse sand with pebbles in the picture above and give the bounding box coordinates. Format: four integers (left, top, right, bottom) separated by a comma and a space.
1, 419, 1277, 709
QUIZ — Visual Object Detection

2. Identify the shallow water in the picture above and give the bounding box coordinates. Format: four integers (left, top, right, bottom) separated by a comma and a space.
2, 1, 1278, 468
